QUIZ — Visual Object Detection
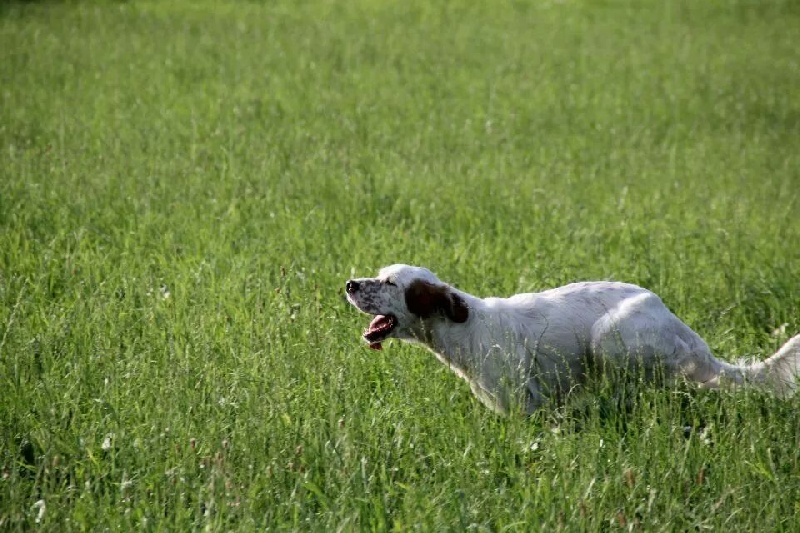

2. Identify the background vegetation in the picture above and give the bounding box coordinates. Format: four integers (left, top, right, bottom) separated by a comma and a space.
1, 0, 798, 529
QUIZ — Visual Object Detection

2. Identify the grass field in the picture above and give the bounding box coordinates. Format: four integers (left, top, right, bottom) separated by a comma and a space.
2, 0, 800, 529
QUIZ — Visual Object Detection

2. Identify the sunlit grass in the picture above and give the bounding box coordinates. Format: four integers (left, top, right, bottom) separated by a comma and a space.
1, 0, 799, 529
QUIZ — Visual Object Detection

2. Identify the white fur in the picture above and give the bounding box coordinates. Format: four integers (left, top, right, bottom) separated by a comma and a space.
346, 264, 800, 415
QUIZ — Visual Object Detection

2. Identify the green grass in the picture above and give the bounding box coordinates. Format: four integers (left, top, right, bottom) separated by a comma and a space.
2, 0, 799, 529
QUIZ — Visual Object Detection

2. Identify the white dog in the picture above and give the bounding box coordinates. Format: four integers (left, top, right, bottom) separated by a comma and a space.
345, 264, 800, 415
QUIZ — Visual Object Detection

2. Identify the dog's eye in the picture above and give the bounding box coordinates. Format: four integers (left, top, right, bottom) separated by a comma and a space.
384, 279, 397, 287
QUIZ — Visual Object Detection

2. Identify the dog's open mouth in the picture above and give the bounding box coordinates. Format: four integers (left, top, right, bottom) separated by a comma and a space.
363, 314, 397, 350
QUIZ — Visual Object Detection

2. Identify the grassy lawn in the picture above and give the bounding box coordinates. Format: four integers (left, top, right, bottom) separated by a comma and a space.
1, 0, 799, 529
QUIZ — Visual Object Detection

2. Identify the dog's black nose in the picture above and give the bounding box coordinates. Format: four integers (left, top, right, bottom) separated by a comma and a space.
345, 280, 360, 294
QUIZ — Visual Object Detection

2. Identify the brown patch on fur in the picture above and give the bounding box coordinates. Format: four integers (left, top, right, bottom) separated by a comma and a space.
405, 280, 469, 323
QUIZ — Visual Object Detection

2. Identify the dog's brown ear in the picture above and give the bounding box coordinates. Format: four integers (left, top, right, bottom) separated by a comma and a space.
405, 280, 469, 323
446, 291, 470, 323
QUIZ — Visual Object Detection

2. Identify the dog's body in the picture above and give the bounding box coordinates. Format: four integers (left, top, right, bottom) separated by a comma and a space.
346, 264, 800, 414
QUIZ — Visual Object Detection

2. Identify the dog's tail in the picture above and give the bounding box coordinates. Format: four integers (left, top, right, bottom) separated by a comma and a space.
703, 334, 800, 398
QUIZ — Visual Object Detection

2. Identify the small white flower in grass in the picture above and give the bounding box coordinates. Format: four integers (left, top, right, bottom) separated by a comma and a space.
772, 323, 788, 337
160, 285, 170, 300
700, 424, 713, 446
120, 473, 134, 492
33, 499, 45, 523
102, 433, 114, 451
518, 438, 540, 453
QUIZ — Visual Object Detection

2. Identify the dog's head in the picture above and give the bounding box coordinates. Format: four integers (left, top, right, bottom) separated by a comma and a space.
345, 264, 470, 349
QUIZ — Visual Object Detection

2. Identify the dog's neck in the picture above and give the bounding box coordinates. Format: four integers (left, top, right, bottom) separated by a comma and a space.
408, 293, 535, 415
410, 292, 489, 372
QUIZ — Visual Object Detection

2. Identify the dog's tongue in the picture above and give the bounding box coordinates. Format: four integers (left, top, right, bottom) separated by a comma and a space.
365, 315, 392, 350
368, 314, 392, 331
